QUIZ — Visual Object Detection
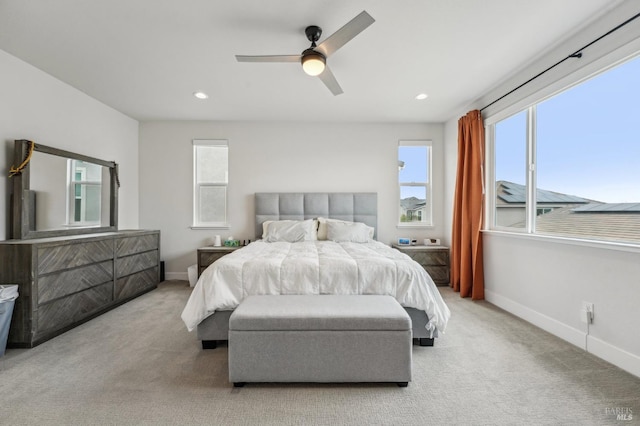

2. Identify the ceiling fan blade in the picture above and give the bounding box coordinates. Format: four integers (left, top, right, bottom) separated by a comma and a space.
318, 66, 343, 96
316, 11, 375, 57
235, 55, 300, 63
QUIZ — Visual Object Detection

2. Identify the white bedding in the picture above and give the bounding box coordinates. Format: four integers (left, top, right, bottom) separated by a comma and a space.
181, 240, 450, 337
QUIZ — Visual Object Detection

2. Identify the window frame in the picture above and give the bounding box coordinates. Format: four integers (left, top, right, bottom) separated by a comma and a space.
397, 140, 433, 228
192, 139, 229, 229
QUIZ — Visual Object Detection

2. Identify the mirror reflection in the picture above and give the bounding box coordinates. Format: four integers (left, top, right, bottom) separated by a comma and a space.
29, 151, 109, 232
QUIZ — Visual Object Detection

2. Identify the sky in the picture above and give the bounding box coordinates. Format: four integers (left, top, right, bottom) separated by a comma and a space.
495, 54, 640, 203
398, 145, 428, 199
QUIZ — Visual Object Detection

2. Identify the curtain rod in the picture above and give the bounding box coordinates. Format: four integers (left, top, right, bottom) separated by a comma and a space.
480, 11, 640, 112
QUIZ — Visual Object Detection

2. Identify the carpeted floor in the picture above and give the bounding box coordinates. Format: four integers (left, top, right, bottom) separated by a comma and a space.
0, 281, 638, 425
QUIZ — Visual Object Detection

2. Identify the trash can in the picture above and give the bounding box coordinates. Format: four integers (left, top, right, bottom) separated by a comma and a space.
187, 264, 198, 287
0, 285, 19, 357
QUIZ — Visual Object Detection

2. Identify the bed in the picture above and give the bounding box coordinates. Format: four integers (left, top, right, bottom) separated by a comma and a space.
181, 192, 450, 348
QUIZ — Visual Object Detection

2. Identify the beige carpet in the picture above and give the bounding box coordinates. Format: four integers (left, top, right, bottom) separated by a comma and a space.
0, 281, 638, 425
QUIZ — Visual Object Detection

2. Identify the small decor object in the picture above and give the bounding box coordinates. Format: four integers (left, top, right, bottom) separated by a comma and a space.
214, 235, 221, 247
8, 140, 35, 177
424, 238, 441, 246
397, 237, 411, 246
224, 239, 240, 247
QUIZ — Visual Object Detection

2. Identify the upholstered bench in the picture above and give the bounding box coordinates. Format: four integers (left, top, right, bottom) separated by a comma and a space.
228, 295, 412, 387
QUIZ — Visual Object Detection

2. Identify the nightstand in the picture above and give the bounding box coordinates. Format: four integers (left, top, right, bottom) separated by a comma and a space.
197, 246, 241, 277
392, 244, 450, 286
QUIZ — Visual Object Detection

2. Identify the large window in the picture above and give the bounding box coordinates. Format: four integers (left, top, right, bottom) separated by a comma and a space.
490, 54, 640, 244
193, 139, 228, 228
398, 140, 432, 226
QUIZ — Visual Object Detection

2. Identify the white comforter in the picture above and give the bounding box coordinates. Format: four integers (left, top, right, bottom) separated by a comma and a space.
181, 240, 450, 336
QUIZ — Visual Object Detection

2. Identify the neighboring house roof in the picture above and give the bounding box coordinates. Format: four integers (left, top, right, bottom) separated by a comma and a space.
496, 182, 640, 243
496, 181, 594, 205
401, 197, 426, 211
572, 203, 640, 213
534, 203, 640, 243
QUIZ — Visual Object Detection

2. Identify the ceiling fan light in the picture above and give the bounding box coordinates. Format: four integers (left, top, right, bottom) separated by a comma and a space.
301, 49, 326, 76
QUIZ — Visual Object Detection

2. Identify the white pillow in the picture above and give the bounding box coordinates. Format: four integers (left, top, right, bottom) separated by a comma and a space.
317, 217, 374, 240
262, 220, 277, 239
263, 219, 317, 242
326, 221, 371, 243
262, 219, 318, 240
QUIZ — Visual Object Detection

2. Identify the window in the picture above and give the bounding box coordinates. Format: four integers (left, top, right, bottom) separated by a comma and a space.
398, 141, 432, 226
67, 160, 102, 226
489, 54, 640, 244
193, 139, 228, 228
494, 111, 527, 229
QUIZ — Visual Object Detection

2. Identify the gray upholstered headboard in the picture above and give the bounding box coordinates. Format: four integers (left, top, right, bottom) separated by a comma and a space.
255, 192, 378, 240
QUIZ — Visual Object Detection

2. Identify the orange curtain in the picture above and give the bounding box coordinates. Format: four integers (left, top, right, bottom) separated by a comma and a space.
451, 110, 485, 299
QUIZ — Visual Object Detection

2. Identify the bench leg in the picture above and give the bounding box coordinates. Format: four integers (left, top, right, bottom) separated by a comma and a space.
202, 340, 217, 350
397, 382, 408, 387
233, 382, 246, 388
419, 338, 434, 347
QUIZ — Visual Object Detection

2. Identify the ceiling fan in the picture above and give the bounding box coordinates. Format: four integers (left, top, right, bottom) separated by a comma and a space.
235, 11, 375, 96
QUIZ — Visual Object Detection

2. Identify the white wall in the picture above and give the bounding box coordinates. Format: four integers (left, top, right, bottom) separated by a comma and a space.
443, 0, 640, 377
138, 121, 445, 277
0, 49, 140, 240
483, 234, 640, 376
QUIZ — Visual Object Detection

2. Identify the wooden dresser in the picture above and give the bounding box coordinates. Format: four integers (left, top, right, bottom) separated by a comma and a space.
0, 230, 160, 348
197, 246, 241, 277
392, 244, 450, 286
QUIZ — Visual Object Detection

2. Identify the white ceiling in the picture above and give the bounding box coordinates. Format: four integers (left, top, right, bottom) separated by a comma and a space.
0, 0, 620, 123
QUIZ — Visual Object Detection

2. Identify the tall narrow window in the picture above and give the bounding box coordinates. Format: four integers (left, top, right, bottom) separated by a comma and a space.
494, 111, 527, 229
68, 160, 102, 226
193, 139, 228, 228
398, 140, 432, 226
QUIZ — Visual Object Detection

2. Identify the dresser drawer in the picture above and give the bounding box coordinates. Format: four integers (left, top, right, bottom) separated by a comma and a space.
117, 233, 159, 256
116, 250, 158, 277
411, 250, 449, 266
38, 260, 114, 304
199, 251, 227, 268
393, 245, 450, 286
37, 282, 113, 335
115, 267, 159, 300
424, 265, 450, 285
197, 247, 240, 277
37, 239, 114, 275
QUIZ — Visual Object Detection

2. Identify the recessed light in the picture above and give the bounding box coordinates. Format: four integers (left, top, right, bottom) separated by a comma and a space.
193, 91, 209, 99
415, 93, 428, 100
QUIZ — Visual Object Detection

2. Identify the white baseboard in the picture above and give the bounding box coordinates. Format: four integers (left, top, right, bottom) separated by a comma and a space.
588, 335, 640, 378
165, 272, 188, 281
485, 289, 586, 349
485, 289, 640, 378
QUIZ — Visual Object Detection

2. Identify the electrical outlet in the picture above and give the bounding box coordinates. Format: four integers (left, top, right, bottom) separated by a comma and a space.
581, 302, 594, 324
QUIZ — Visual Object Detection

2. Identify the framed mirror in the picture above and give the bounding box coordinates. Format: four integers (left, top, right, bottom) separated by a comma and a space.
10, 139, 119, 239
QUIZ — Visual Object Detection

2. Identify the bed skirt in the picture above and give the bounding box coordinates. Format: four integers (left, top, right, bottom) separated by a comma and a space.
196, 307, 437, 345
